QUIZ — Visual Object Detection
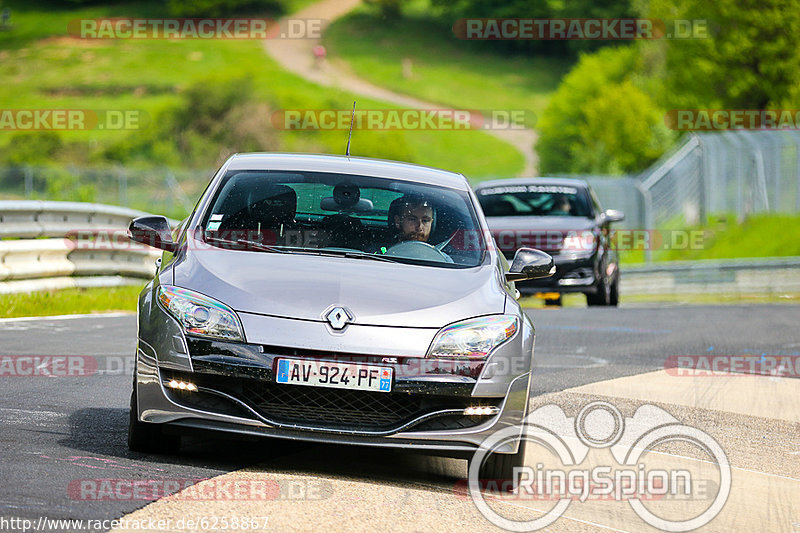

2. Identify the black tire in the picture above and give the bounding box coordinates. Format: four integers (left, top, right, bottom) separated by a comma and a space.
609, 275, 620, 307
543, 295, 562, 307
128, 389, 180, 454
476, 438, 528, 490
586, 276, 611, 306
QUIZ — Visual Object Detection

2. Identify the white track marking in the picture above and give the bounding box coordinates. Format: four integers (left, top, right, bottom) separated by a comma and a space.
0, 312, 132, 324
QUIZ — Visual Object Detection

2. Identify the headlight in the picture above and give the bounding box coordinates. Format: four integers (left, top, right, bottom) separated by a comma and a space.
562, 231, 595, 253
427, 315, 518, 359
157, 285, 244, 342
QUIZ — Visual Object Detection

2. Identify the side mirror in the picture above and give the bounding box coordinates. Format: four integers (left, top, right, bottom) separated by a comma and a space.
505, 248, 555, 282
601, 209, 625, 224
128, 216, 176, 252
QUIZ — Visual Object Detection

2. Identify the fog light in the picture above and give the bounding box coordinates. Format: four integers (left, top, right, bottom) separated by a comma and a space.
167, 379, 197, 392
463, 406, 500, 416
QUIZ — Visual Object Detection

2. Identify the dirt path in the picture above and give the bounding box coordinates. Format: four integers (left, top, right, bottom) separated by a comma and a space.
263, 0, 538, 176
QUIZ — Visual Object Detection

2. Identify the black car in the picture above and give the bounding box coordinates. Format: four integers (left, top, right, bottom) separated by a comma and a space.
474, 178, 624, 306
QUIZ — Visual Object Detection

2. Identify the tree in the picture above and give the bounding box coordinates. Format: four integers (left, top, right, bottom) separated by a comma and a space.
639, 0, 800, 108
537, 46, 674, 174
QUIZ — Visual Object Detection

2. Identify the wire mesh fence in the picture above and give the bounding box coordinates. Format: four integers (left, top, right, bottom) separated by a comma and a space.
2, 130, 799, 238
0, 165, 207, 220
640, 130, 800, 228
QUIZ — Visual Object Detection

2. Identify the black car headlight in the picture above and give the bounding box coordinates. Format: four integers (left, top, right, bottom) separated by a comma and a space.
157, 285, 244, 342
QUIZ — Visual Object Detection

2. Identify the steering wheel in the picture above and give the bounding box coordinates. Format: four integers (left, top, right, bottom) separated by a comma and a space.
434, 230, 459, 252
385, 240, 453, 262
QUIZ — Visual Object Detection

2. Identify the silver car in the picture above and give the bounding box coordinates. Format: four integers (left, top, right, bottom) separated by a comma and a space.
127, 153, 553, 480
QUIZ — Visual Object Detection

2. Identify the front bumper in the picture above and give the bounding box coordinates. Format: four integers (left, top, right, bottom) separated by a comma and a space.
134, 337, 531, 455
515, 254, 599, 295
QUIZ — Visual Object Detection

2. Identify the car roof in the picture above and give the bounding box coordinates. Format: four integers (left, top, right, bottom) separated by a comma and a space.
475, 177, 590, 189
226, 153, 470, 191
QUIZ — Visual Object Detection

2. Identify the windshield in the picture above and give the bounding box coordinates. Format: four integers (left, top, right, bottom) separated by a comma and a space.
477, 184, 592, 218
199, 170, 486, 268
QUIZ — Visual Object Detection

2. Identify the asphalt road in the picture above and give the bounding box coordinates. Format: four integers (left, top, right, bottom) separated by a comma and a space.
0, 304, 797, 530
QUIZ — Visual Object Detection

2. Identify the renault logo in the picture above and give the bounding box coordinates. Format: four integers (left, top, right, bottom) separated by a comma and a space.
325, 307, 351, 330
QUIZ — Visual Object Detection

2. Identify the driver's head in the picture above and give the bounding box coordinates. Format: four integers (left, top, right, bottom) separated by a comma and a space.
553, 194, 571, 213
394, 196, 433, 242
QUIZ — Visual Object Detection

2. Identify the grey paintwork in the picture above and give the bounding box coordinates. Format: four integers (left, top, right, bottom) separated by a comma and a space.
134, 153, 537, 454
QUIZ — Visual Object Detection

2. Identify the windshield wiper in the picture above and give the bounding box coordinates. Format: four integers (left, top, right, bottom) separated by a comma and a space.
339, 250, 398, 263
280, 247, 399, 263
204, 235, 288, 254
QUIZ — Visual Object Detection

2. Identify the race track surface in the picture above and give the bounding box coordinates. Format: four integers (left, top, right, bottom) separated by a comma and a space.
0, 305, 797, 531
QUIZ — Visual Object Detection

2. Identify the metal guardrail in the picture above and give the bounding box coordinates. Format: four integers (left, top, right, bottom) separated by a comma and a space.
0, 200, 171, 238
2, 201, 798, 297
621, 257, 800, 295
0, 201, 176, 294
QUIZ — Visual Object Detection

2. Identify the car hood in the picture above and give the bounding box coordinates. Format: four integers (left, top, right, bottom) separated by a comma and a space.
171, 247, 506, 329
485, 216, 597, 253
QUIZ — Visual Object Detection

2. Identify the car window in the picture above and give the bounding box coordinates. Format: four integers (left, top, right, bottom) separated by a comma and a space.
477, 184, 592, 217
199, 170, 486, 268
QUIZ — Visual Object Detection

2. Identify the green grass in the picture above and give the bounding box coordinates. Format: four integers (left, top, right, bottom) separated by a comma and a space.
518, 291, 800, 308
0, 284, 143, 318
619, 214, 800, 264
660, 214, 800, 261
0, 0, 523, 198
519, 293, 587, 308
619, 292, 800, 305
324, 9, 572, 130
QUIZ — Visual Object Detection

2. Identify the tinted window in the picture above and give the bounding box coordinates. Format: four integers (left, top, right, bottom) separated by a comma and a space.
200, 170, 486, 268
477, 184, 592, 217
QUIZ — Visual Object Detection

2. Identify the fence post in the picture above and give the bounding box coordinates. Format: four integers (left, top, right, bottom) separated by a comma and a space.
636, 181, 654, 263
796, 132, 800, 211
118, 166, 128, 207
24, 166, 33, 198
693, 133, 707, 224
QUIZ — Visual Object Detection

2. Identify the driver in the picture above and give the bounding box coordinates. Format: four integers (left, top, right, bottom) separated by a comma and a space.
392, 195, 434, 242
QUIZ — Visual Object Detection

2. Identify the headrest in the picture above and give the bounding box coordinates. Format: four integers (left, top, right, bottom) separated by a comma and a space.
484, 199, 516, 217
320, 182, 373, 212
250, 184, 297, 224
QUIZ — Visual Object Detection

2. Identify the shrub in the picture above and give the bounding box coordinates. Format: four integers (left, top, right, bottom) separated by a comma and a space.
103, 76, 278, 168
536, 45, 676, 174
166, 0, 287, 17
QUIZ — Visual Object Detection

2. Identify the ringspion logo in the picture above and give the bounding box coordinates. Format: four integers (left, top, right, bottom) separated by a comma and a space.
468, 401, 730, 531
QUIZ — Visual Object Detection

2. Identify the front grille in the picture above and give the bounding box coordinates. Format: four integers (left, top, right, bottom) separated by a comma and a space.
241, 382, 498, 432
165, 388, 253, 419
409, 414, 488, 432
163, 370, 501, 433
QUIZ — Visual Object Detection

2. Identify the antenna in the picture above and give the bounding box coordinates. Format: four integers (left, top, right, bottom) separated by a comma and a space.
345, 101, 356, 156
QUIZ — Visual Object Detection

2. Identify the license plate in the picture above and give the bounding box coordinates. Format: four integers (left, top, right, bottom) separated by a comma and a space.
275, 358, 393, 393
